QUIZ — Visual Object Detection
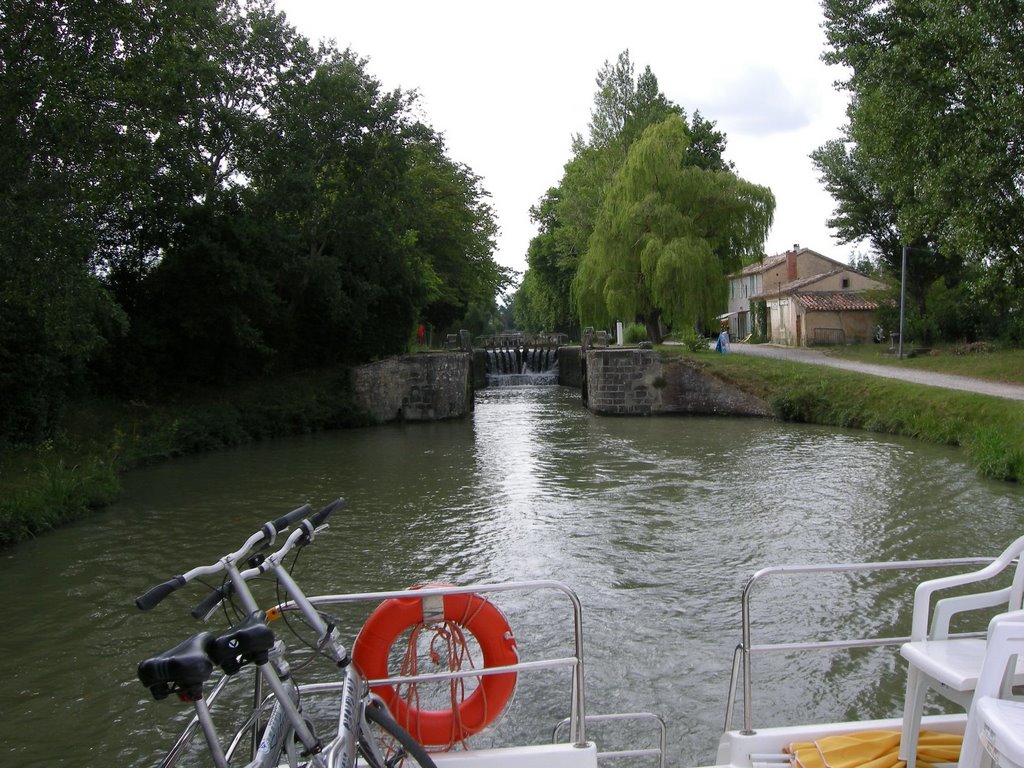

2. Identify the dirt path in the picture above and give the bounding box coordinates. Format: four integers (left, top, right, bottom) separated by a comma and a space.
728, 343, 1024, 401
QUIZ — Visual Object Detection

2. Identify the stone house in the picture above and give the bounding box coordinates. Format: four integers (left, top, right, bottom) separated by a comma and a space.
725, 245, 887, 346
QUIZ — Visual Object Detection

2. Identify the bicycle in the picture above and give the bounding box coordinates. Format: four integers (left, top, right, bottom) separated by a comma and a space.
135, 499, 438, 768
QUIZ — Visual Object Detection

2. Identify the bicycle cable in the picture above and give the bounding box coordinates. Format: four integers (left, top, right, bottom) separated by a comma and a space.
271, 543, 343, 673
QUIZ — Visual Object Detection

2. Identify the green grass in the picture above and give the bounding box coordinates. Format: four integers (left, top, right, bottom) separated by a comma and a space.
665, 346, 1024, 483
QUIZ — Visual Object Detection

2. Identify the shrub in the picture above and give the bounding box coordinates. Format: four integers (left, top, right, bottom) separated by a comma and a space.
624, 323, 648, 344
678, 327, 709, 353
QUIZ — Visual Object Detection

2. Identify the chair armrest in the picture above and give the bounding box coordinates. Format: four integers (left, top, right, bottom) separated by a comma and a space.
912, 561, 1015, 639
930, 587, 1012, 638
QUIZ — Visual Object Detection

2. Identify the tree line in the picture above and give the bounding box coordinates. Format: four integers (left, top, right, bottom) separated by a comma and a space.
0, 0, 511, 446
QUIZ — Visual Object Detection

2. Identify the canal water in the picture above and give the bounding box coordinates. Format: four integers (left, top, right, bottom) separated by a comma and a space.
1, 385, 1022, 767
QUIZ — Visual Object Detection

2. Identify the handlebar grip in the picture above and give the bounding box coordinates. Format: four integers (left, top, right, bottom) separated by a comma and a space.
309, 498, 345, 528
191, 582, 234, 620
136, 576, 186, 611
270, 503, 312, 534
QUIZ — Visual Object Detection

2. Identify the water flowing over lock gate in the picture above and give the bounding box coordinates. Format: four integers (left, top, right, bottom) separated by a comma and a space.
479, 333, 566, 387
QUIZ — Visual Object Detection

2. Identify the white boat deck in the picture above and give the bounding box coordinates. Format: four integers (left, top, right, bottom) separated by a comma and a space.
430, 742, 599, 768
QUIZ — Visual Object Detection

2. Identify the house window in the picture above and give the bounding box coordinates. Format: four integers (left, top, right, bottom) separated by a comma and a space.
841, 277, 850, 288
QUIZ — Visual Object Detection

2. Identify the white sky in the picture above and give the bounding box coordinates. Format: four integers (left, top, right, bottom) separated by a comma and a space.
274, 0, 857, 282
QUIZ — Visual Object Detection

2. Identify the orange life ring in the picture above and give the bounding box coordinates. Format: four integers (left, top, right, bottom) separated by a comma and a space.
351, 588, 518, 746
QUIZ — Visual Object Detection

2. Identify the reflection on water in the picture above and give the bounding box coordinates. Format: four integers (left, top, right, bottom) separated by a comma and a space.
1, 385, 1022, 767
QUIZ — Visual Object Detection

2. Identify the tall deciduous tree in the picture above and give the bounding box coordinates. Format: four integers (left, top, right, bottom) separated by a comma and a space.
404, 136, 510, 333
817, 0, 1024, 338
244, 47, 504, 363
0, 0, 134, 439
572, 116, 774, 341
518, 51, 732, 335
810, 137, 957, 311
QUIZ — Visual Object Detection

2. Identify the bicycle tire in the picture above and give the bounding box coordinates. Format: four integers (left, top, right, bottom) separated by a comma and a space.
360, 700, 438, 768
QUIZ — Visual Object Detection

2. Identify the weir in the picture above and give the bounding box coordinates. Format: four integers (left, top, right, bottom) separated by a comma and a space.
478, 333, 566, 386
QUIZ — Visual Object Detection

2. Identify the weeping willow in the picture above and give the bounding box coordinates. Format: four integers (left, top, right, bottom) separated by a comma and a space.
572, 115, 775, 339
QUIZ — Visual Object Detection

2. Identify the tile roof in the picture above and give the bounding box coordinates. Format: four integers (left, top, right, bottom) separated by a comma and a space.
793, 291, 880, 311
737, 253, 787, 276
730, 247, 854, 278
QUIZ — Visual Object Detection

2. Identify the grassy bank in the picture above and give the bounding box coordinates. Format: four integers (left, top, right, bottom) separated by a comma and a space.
0, 366, 371, 548
671, 347, 1024, 484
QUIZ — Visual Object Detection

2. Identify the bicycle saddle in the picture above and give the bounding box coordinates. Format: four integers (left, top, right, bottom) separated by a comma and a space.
208, 611, 275, 674
137, 631, 216, 701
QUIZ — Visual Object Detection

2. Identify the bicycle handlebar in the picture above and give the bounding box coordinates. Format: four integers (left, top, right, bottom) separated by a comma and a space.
137, 576, 188, 611
270, 502, 314, 536
306, 497, 344, 531
190, 582, 234, 619
135, 502, 315, 611
186, 498, 346, 619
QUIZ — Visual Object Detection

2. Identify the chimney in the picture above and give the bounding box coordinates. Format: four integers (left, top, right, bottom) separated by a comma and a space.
787, 250, 798, 281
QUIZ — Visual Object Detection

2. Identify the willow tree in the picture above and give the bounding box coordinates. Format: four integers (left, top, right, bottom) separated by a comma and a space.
572, 116, 775, 341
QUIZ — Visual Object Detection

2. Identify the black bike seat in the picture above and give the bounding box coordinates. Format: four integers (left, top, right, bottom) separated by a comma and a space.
208, 611, 275, 674
137, 632, 215, 701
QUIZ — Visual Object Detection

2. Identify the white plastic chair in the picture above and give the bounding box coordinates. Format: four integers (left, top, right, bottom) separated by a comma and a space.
898, 535, 1024, 768
959, 611, 1024, 768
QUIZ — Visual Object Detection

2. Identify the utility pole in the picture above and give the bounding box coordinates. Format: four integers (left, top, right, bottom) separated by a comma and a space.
898, 245, 907, 360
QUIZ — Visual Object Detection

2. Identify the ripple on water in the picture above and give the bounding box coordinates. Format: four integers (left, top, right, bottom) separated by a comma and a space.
2, 386, 1023, 767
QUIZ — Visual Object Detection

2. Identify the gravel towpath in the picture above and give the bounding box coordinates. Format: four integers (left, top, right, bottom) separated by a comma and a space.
727, 343, 1024, 402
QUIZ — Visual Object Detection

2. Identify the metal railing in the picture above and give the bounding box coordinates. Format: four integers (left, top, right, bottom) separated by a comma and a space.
555, 712, 666, 768
303, 580, 590, 747
157, 580, 592, 765
724, 557, 997, 735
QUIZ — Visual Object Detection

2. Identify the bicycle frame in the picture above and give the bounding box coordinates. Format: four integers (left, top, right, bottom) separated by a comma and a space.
242, 527, 399, 768
324, 667, 362, 768
219, 553, 326, 765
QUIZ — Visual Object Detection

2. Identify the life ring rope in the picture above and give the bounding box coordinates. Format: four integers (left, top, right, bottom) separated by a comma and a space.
400, 618, 477, 748
351, 588, 518, 750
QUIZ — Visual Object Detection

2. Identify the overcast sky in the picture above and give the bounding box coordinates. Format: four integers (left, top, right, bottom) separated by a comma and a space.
274, 0, 857, 282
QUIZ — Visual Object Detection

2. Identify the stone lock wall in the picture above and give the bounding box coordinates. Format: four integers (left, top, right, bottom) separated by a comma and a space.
585, 347, 663, 415
350, 347, 770, 423
585, 348, 771, 417
350, 353, 472, 423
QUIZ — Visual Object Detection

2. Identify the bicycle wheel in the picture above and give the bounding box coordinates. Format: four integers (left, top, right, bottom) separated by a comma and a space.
360, 699, 438, 768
